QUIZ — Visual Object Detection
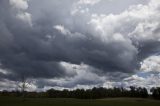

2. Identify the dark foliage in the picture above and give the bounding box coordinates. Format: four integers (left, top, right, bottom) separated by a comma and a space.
43, 87, 149, 99
0, 86, 151, 99
150, 87, 160, 99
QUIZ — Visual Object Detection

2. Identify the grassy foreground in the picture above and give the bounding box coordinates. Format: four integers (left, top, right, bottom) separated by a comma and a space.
0, 97, 160, 106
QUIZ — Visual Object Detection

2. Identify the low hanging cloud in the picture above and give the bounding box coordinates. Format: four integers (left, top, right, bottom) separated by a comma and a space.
0, 0, 160, 90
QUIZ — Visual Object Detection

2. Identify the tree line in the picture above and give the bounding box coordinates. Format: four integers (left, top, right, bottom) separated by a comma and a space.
0, 87, 160, 100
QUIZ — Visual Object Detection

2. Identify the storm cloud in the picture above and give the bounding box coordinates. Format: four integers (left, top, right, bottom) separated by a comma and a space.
0, 0, 160, 90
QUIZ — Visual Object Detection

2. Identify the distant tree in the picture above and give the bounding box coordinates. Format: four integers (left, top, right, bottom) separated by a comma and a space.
17, 76, 30, 98
0, 85, 152, 99
150, 87, 160, 99
141, 88, 148, 98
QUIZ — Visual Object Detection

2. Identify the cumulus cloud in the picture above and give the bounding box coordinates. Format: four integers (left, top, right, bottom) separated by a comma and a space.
0, 0, 160, 90
16, 12, 32, 26
122, 73, 160, 90
71, 0, 101, 15
9, 0, 28, 10
140, 55, 160, 73
77, 0, 101, 6
54, 25, 70, 35
10, 0, 32, 26
35, 62, 105, 89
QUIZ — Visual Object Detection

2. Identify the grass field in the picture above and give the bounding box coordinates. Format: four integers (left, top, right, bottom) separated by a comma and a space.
0, 97, 160, 106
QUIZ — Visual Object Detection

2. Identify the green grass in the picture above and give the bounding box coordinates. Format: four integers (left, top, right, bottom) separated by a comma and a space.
0, 97, 160, 106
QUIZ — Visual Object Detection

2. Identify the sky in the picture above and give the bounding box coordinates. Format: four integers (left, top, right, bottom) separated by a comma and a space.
0, 0, 160, 91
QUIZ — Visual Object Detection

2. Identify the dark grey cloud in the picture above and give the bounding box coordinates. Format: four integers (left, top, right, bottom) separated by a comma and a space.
0, 0, 71, 81
138, 41, 160, 60
0, 0, 160, 90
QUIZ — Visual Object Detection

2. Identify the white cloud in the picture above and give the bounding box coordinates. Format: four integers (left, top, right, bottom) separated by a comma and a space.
10, 0, 32, 26
101, 73, 160, 91
36, 62, 105, 89
0, 78, 38, 91
54, 25, 70, 35
53, 25, 86, 39
130, 22, 159, 41
0, 79, 17, 91
88, 0, 160, 43
60, 62, 106, 85
77, 0, 101, 5
10, 0, 29, 10
140, 55, 160, 72
71, 0, 101, 15
121, 73, 160, 90
124, 75, 145, 81
16, 12, 32, 26
0, 69, 10, 75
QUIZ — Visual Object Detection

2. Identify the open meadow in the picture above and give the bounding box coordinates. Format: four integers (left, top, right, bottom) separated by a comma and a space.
0, 97, 160, 106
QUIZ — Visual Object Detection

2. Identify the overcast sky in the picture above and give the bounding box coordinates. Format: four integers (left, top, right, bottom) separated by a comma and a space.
0, 0, 160, 91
